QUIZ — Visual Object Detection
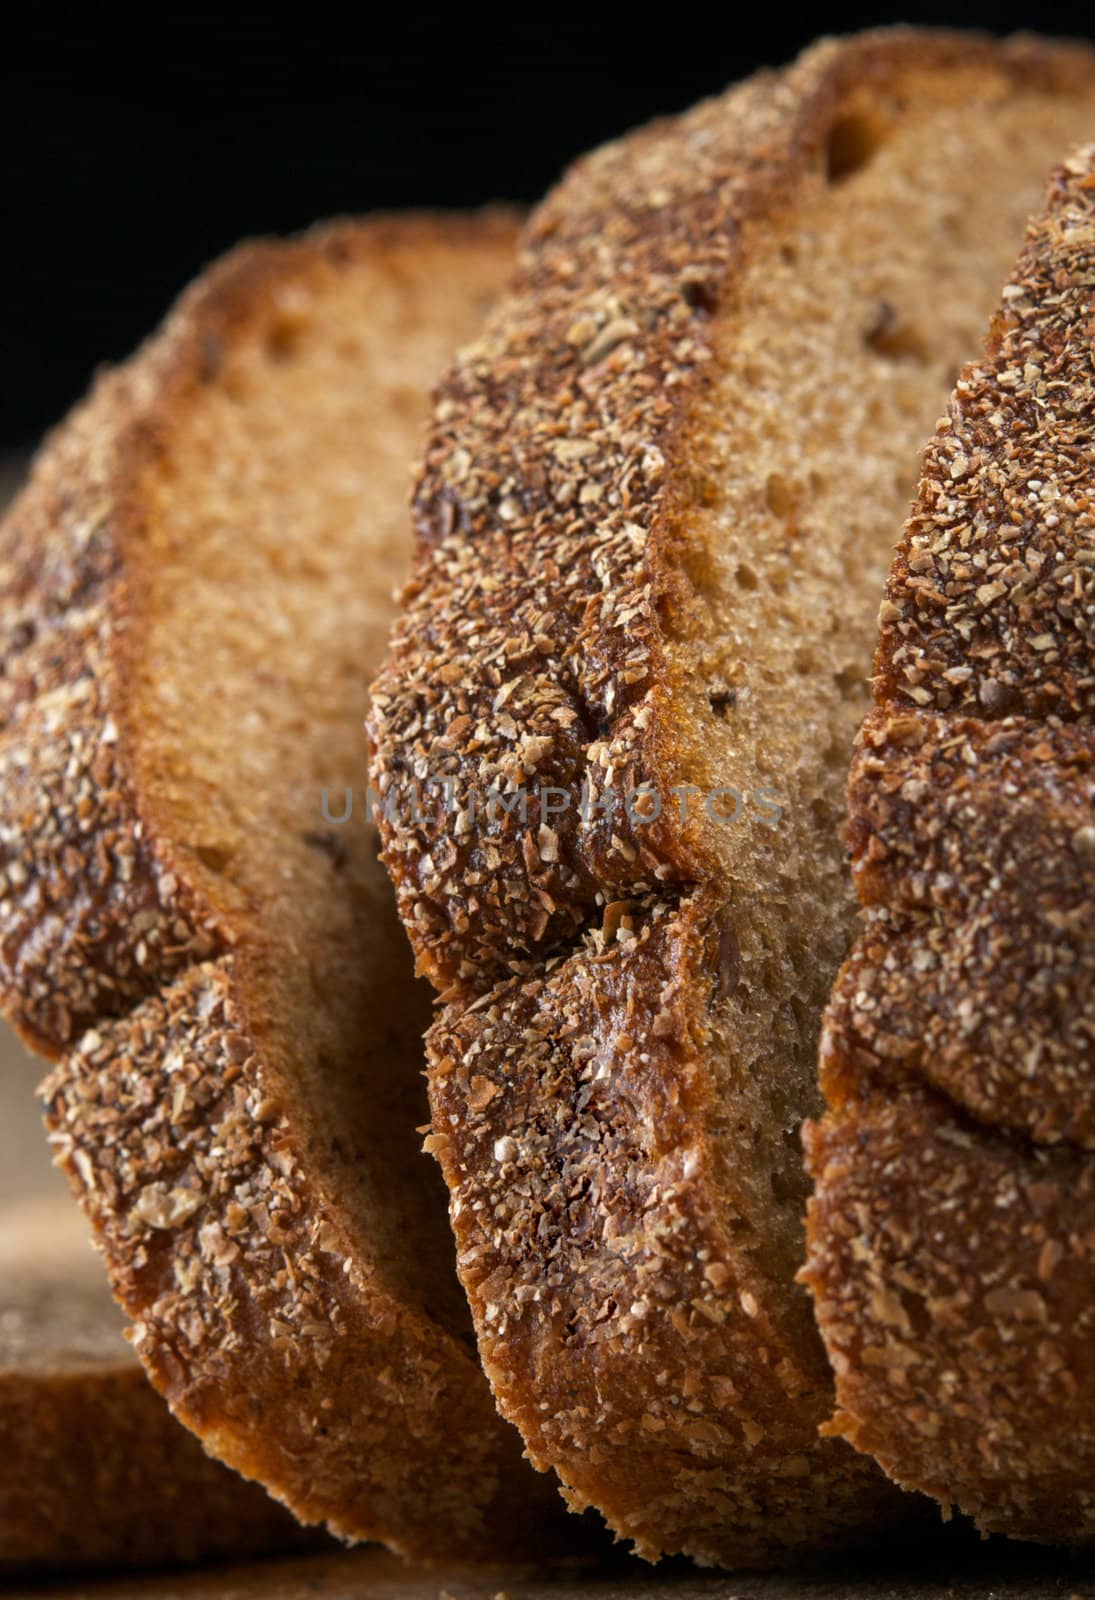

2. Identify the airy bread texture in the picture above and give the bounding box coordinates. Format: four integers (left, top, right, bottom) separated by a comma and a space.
370, 32, 1095, 1566
0, 212, 585, 1560
0, 1196, 311, 1568
803, 148, 1095, 1543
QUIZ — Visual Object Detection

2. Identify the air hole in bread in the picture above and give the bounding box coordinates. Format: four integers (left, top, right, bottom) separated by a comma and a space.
735, 562, 759, 591
765, 473, 796, 519
863, 301, 929, 363
809, 796, 834, 831
825, 110, 888, 182
681, 275, 719, 314
834, 663, 864, 700
708, 684, 737, 718
264, 319, 303, 364
193, 842, 235, 875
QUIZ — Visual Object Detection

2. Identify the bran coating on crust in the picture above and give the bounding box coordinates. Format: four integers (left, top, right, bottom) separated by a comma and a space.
372, 29, 1095, 1566
0, 213, 588, 1561
804, 149, 1095, 1538
426, 894, 900, 1564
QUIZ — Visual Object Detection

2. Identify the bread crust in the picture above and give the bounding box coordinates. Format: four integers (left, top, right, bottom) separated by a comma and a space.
371, 32, 1095, 1564
0, 1197, 312, 1569
0, 213, 588, 1560
803, 149, 1095, 1538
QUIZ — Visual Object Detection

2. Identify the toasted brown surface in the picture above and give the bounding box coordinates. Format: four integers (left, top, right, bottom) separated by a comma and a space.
0, 211, 592, 1561
370, 30, 1095, 1566
803, 149, 1095, 1541
0, 1195, 312, 1568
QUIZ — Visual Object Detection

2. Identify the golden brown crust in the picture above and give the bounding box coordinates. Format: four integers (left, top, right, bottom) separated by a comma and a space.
427, 894, 900, 1564
804, 1088, 1095, 1540
804, 149, 1095, 1538
0, 1197, 312, 1569
371, 29, 1095, 1566
0, 212, 591, 1561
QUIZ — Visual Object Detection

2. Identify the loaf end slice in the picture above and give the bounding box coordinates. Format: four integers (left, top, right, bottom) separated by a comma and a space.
370, 31, 1095, 1565
0, 212, 589, 1561
0, 1196, 316, 1569
803, 146, 1095, 1543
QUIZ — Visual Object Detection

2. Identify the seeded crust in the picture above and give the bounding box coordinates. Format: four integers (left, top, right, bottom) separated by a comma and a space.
0, 212, 590, 1561
0, 1196, 313, 1569
802, 150, 1095, 1541
370, 30, 1095, 1567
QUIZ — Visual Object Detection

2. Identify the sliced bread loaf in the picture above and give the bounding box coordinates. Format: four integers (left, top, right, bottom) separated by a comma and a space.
803, 147, 1095, 1543
369, 31, 1095, 1565
0, 211, 582, 1560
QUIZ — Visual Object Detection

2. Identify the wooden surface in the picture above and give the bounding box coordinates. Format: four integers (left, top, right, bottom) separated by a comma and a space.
11, 1542, 1095, 1600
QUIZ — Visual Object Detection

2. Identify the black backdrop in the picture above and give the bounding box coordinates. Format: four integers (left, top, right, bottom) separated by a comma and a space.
2, 4, 1092, 449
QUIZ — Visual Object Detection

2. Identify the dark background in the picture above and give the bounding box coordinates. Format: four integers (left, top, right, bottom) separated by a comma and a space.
2, 5, 1092, 451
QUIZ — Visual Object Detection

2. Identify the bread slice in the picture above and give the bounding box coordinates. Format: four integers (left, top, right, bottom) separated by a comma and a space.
0, 1004, 307, 1570
0, 210, 587, 1562
802, 147, 1095, 1544
0, 1195, 313, 1568
369, 30, 1095, 1566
